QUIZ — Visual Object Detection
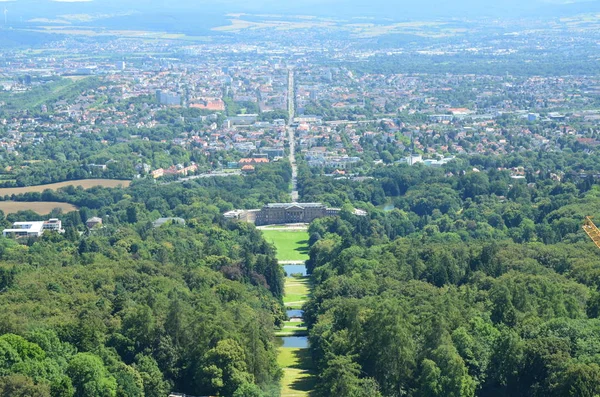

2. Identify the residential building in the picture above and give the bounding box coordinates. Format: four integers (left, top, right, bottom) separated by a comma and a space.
429, 114, 454, 122
239, 158, 270, 165
156, 90, 181, 106
86, 217, 103, 229
151, 168, 165, 179
43, 218, 63, 232
262, 147, 285, 159
399, 155, 423, 166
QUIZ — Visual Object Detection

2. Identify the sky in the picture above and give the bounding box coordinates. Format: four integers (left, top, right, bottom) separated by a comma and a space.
1, 0, 599, 27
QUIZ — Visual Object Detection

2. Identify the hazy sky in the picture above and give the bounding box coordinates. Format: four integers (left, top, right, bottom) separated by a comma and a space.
1, 0, 598, 22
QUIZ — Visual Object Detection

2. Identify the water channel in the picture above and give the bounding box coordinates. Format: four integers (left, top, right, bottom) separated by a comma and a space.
278, 336, 309, 348
276, 262, 309, 349
283, 263, 307, 277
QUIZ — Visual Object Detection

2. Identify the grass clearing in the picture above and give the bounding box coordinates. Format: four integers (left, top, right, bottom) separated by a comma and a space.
0, 201, 77, 215
284, 277, 310, 301
0, 179, 131, 196
261, 229, 309, 261
284, 277, 310, 308
278, 347, 316, 397
275, 330, 307, 337
275, 320, 308, 337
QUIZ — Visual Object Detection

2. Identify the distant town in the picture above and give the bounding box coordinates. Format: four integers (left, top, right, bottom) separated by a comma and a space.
1, 22, 599, 188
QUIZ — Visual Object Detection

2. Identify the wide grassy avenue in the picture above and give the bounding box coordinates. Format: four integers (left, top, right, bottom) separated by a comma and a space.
283, 277, 310, 310
261, 225, 315, 396
277, 346, 316, 397
278, 274, 315, 397
276, 276, 310, 337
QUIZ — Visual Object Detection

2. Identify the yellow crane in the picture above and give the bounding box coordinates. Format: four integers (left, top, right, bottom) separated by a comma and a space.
583, 216, 600, 250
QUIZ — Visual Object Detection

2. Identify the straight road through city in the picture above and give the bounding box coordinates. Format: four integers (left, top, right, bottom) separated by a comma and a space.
287, 68, 299, 202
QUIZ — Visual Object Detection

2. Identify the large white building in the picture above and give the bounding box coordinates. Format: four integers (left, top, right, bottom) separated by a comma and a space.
3, 222, 45, 238
3, 219, 63, 238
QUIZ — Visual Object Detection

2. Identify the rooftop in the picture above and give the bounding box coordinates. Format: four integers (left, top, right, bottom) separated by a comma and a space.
11, 221, 45, 231
3, 221, 45, 235
265, 202, 324, 208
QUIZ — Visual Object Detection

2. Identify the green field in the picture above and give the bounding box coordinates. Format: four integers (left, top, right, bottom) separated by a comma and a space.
284, 277, 310, 309
277, 347, 316, 397
261, 229, 309, 261
275, 320, 308, 337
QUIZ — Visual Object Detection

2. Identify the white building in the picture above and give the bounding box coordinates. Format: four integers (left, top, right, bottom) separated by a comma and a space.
423, 157, 455, 167
398, 155, 423, 166
3, 219, 63, 238
43, 218, 62, 232
3, 221, 45, 238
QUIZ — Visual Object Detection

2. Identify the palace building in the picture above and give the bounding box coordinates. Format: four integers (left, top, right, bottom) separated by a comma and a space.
224, 203, 367, 226
254, 203, 340, 225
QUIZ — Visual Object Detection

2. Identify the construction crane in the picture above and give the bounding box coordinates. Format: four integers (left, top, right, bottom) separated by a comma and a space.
583, 216, 600, 250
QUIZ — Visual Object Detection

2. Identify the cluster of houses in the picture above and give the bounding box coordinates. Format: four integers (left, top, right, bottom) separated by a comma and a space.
2, 37, 600, 182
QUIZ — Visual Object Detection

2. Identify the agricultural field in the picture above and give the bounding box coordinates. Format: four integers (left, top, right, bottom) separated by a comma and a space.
261, 229, 309, 262
0, 201, 78, 215
0, 179, 131, 196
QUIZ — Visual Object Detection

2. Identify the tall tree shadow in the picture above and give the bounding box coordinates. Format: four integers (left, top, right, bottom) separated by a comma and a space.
289, 349, 316, 395
295, 240, 310, 255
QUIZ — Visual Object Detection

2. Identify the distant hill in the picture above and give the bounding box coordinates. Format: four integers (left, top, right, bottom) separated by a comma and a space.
3, 0, 600, 35
529, 0, 600, 17
0, 30, 66, 49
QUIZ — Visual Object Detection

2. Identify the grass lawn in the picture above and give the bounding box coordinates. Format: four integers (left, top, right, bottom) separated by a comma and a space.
275, 320, 308, 337
284, 277, 310, 309
278, 347, 316, 397
262, 229, 309, 261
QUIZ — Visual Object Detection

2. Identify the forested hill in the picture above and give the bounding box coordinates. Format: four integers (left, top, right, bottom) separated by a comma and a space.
0, 165, 292, 396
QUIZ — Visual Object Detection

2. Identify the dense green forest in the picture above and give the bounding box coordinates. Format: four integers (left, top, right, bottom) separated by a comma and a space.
298, 155, 600, 396
0, 219, 283, 397
0, 162, 294, 397
2, 160, 291, 212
